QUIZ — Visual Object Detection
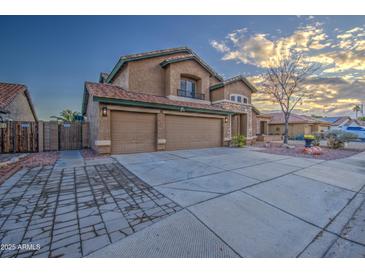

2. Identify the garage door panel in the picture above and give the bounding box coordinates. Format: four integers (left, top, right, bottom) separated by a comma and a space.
166, 115, 222, 151
111, 111, 156, 154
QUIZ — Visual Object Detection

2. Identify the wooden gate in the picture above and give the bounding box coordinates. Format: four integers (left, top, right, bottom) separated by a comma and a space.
59, 122, 83, 150
0, 121, 38, 153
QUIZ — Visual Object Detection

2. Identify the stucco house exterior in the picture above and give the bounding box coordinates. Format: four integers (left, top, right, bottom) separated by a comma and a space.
82, 47, 267, 154
267, 112, 330, 138
0, 82, 37, 122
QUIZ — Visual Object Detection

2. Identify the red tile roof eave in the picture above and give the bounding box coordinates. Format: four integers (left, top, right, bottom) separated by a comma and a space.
94, 96, 231, 114
83, 82, 232, 115
0, 83, 37, 121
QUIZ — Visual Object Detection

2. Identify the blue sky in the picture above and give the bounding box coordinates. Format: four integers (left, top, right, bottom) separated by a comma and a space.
0, 16, 364, 119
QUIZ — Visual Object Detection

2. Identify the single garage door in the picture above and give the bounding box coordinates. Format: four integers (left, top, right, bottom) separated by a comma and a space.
111, 111, 156, 154
166, 115, 222, 151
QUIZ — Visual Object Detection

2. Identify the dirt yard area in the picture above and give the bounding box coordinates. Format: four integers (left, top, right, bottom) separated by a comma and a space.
0, 152, 59, 185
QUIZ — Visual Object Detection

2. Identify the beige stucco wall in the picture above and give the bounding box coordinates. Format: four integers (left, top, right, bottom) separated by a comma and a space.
4, 92, 35, 121
223, 81, 252, 103
126, 53, 185, 96
165, 60, 211, 101
269, 123, 315, 137
209, 76, 221, 86
210, 87, 225, 102
252, 111, 257, 135
112, 65, 129, 90
211, 81, 253, 104
86, 95, 100, 151
111, 54, 220, 102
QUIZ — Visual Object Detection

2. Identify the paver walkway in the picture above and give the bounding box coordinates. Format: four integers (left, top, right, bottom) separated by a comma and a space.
1, 147, 365, 258
0, 160, 181, 257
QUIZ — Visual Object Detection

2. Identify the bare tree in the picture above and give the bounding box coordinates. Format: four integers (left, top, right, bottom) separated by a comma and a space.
261, 53, 320, 144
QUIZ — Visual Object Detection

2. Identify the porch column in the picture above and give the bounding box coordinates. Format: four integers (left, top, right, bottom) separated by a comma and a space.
265, 121, 269, 135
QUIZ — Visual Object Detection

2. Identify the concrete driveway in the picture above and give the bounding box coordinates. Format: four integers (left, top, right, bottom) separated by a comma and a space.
89, 147, 365, 258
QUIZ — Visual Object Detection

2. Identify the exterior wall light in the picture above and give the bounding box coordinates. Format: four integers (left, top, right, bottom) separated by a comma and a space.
102, 107, 108, 117
225, 116, 228, 123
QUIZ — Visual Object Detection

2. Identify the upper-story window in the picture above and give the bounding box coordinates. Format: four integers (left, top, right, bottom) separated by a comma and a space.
178, 77, 205, 100
230, 94, 248, 104
180, 78, 196, 97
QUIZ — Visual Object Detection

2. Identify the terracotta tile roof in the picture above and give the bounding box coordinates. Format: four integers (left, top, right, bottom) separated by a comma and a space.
106, 47, 224, 83
0, 82, 37, 121
210, 75, 257, 93
320, 116, 351, 126
121, 47, 191, 61
0, 82, 27, 109
83, 82, 232, 115
267, 112, 329, 124
162, 54, 194, 62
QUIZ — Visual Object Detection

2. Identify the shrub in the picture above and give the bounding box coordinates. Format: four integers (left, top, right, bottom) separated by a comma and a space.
324, 130, 358, 149
232, 134, 246, 148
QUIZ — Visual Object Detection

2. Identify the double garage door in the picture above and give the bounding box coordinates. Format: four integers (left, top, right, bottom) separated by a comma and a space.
111, 111, 222, 154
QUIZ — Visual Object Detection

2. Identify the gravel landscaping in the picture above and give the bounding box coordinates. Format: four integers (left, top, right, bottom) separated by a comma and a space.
253, 142, 364, 160
0, 152, 59, 185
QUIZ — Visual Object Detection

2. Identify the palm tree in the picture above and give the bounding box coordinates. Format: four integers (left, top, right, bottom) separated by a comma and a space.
352, 105, 361, 118
50, 109, 81, 122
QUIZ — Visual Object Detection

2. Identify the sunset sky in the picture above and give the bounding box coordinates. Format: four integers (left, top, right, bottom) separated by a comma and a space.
0, 16, 364, 119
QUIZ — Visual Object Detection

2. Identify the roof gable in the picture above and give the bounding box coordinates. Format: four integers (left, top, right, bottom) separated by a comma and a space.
267, 112, 328, 125
160, 54, 223, 80
320, 116, 351, 126
210, 75, 257, 93
106, 47, 224, 83
107, 47, 190, 83
0, 82, 37, 121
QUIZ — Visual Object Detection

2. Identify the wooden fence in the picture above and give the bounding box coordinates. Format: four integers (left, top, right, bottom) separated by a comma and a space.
0, 121, 38, 153
0, 121, 89, 153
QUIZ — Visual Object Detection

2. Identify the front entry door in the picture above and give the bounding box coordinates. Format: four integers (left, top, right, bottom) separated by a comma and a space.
231, 114, 248, 137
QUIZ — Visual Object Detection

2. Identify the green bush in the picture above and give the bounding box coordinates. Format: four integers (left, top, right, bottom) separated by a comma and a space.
232, 134, 246, 148
324, 130, 358, 149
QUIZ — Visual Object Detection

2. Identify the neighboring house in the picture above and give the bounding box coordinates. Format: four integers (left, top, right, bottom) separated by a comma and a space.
319, 116, 353, 130
267, 112, 330, 138
320, 116, 365, 140
82, 47, 265, 154
0, 82, 37, 122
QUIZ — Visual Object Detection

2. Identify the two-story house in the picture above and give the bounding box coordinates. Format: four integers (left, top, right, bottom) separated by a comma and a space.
82, 47, 266, 154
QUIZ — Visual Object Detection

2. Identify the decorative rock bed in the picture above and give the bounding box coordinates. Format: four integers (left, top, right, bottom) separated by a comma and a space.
253, 142, 363, 160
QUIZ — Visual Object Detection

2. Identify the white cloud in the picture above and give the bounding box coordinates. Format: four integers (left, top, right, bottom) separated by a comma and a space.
211, 23, 331, 68
211, 23, 365, 116
210, 40, 229, 53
